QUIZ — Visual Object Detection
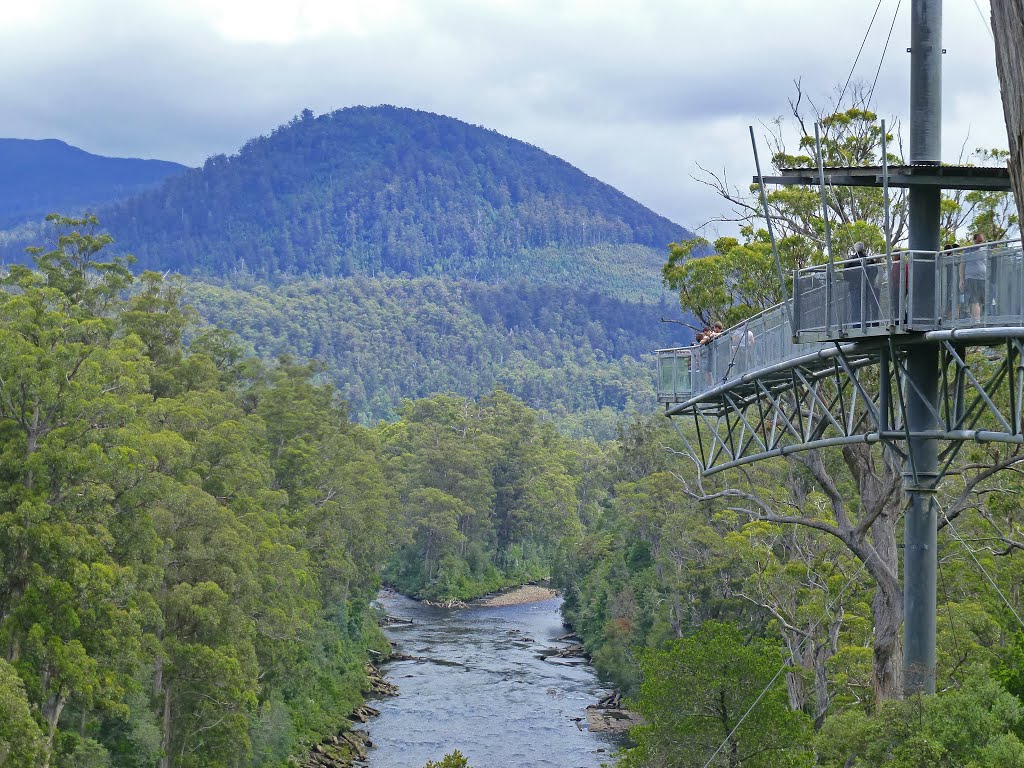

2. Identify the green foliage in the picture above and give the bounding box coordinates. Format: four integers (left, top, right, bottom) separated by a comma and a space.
816, 670, 1024, 767
423, 750, 473, 768
663, 234, 785, 326
0, 658, 43, 767
622, 622, 813, 768
383, 390, 581, 601
0, 217, 392, 767
184, 274, 675, 425
552, 412, 1024, 766
0, 215, 624, 767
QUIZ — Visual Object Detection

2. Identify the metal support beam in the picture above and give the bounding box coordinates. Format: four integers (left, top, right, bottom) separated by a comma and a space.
903, 0, 943, 697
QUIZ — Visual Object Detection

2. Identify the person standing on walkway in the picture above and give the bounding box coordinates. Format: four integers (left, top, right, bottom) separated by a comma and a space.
844, 242, 868, 330
959, 232, 988, 323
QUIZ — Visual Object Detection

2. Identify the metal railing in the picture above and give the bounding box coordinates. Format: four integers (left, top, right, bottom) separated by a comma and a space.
657, 306, 818, 402
656, 240, 1024, 403
938, 240, 1024, 328
656, 347, 692, 402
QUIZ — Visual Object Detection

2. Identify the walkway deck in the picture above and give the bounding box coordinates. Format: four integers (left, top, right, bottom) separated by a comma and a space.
658, 241, 1024, 407
656, 241, 1024, 474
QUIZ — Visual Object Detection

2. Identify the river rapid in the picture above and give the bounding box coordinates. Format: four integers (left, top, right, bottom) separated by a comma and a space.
366, 591, 621, 768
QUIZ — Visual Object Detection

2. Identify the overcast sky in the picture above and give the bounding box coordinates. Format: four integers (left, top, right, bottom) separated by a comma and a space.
0, 0, 1006, 234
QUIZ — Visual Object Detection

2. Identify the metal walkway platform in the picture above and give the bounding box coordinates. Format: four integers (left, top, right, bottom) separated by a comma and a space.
657, 241, 1024, 475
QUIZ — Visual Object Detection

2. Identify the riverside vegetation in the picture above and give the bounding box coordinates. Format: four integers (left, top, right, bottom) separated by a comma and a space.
553, 106, 1024, 767
0, 217, 616, 767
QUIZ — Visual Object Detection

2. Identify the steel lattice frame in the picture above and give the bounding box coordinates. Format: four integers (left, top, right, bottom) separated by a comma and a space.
667, 329, 1024, 477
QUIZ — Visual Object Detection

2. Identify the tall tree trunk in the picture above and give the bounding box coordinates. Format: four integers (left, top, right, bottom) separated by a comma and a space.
159, 683, 173, 768
991, 0, 1024, 226
841, 444, 904, 702
871, 571, 903, 703
41, 690, 68, 768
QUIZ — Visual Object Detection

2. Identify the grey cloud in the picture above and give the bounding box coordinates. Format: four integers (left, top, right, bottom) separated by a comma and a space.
0, 0, 1007, 234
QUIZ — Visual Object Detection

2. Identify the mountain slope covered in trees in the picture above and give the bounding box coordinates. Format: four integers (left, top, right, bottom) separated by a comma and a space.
185, 275, 677, 426
0, 110, 695, 427
0, 138, 187, 228
91, 106, 690, 295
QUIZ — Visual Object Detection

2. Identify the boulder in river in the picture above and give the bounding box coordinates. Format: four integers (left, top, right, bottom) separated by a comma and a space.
585, 708, 643, 734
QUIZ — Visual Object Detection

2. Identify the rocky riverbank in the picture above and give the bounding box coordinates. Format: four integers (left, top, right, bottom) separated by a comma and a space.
300, 662, 398, 768
585, 691, 644, 734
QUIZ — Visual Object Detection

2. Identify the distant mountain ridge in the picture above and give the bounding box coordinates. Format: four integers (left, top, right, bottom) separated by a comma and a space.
0, 138, 188, 228
93, 106, 690, 292
0, 112, 695, 427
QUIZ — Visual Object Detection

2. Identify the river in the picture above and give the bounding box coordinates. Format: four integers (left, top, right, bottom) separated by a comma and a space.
366, 591, 622, 768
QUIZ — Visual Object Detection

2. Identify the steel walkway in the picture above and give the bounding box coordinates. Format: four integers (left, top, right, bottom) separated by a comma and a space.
657, 241, 1024, 474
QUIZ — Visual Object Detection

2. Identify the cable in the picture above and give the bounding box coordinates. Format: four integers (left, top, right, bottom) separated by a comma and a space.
943, 513, 1024, 633
936, 549, 965, 677
837, 0, 886, 109
699, 549, 875, 768
972, 0, 995, 42
867, 0, 903, 107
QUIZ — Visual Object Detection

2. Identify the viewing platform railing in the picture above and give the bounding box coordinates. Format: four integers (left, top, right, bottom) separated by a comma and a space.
657, 240, 1024, 404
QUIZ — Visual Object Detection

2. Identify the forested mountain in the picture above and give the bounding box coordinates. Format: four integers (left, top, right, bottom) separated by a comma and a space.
0, 111, 695, 427
87, 106, 689, 292
186, 275, 677, 426
0, 138, 187, 228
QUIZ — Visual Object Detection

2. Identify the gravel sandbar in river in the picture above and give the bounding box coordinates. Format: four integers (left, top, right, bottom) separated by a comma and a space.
473, 585, 558, 606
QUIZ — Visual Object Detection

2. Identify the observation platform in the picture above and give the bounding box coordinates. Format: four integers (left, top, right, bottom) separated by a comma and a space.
657, 241, 1024, 474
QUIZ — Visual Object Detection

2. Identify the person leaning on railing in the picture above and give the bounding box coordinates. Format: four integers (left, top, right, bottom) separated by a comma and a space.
730, 324, 755, 376
959, 232, 988, 323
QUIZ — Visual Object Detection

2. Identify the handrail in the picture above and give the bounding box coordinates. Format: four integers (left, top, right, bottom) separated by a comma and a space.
656, 240, 1024, 404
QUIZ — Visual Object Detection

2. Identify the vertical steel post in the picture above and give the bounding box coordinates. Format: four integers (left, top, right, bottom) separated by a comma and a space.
882, 120, 894, 326
903, 0, 943, 697
750, 126, 795, 336
816, 124, 836, 335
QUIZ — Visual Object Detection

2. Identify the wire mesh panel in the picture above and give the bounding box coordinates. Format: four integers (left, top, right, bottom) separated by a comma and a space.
656, 348, 693, 402
794, 256, 900, 339
938, 241, 1024, 328
657, 241, 1024, 408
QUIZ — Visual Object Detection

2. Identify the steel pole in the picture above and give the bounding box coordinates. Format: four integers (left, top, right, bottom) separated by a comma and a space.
903, 0, 943, 697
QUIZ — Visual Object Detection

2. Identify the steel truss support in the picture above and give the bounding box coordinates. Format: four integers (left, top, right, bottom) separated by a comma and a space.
675, 337, 1024, 478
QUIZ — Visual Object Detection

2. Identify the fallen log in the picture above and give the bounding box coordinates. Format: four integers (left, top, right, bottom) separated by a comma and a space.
422, 598, 468, 609
379, 614, 413, 625
593, 691, 622, 709
388, 651, 420, 662
545, 643, 587, 659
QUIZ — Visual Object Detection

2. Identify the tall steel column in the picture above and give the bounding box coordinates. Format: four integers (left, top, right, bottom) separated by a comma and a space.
903, 0, 943, 696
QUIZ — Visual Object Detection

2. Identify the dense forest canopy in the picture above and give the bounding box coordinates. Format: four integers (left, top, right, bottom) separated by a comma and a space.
0, 217, 606, 768
75, 106, 690, 287
185, 273, 676, 425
